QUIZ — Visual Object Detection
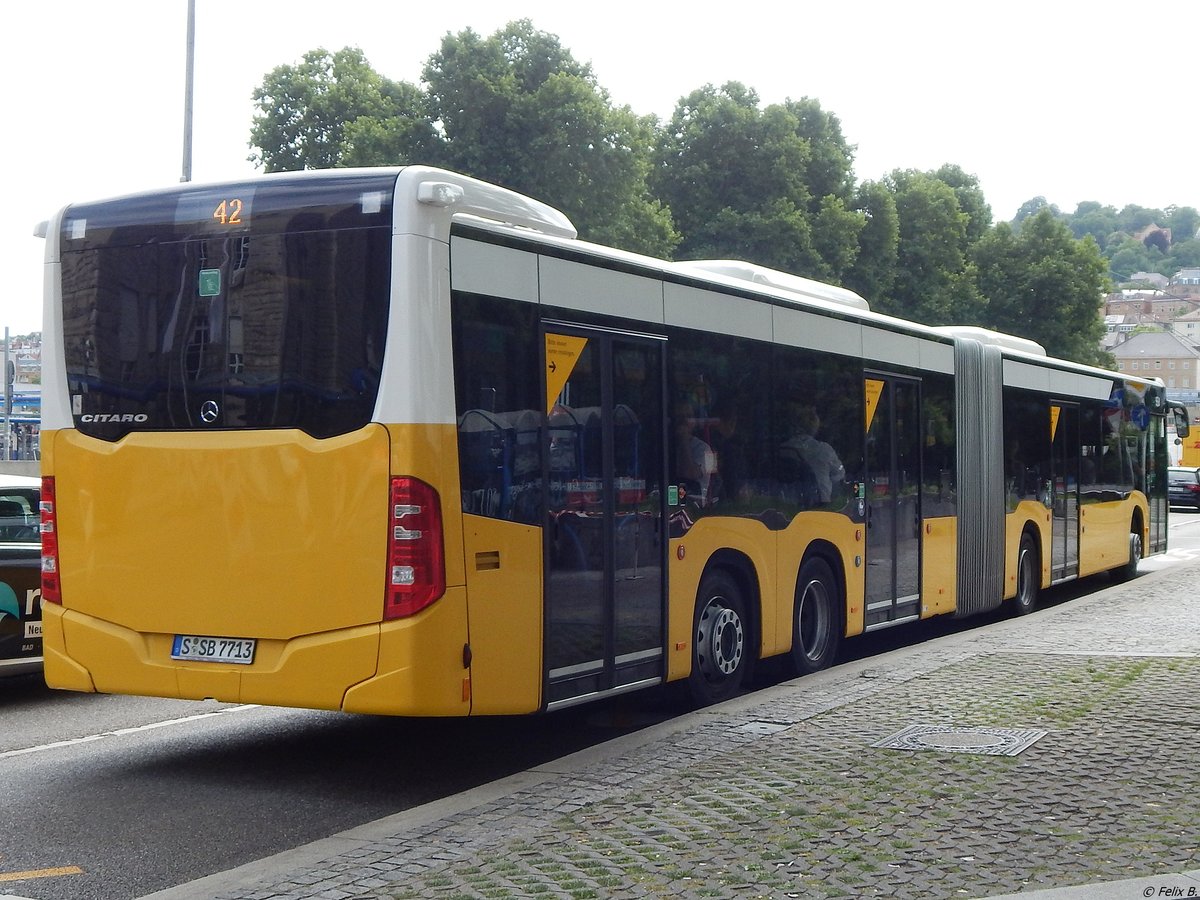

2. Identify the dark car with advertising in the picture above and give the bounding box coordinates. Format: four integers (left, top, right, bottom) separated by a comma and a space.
0, 476, 42, 676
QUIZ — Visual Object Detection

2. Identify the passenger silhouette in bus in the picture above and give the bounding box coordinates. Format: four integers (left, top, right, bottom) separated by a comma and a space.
780, 403, 844, 505
673, 401, 717, 506
709, 397, 747, 503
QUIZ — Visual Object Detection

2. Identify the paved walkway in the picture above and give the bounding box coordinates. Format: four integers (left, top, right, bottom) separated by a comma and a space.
146, 559, 1200, 900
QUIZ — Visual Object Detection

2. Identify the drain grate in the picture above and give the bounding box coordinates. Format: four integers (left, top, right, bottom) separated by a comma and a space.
872, 724, 1048, 756
735, 721, 793, 736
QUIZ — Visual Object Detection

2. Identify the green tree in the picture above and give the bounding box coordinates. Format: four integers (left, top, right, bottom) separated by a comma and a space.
1108, 238, 1161, 280
932, 164, 992, 243
414, 21, 675, 255
1116, 204, 1163, 235
249, 23, 676, 257
877, 169, 980, 325
1012, 196, 1060, 229
843, 180, 898, 305
1165, 206, 1200, 243
1167, 238, 1200, 269
972, 210, 1110, 366
249, 47, 418, 171
654, 83, 862, 280
1064, 201, 1118, 245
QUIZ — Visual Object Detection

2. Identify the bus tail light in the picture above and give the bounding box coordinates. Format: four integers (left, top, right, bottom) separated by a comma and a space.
41, 476, 61, 605
385, 477, 445, 620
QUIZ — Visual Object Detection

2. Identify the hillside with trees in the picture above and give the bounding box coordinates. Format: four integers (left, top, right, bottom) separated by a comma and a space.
1013, 198, 1200, 282
248, 19, 1191, 368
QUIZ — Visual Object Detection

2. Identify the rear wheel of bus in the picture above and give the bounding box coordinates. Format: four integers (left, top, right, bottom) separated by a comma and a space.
791, 556, 841, 676
1013, 531, 1040, 615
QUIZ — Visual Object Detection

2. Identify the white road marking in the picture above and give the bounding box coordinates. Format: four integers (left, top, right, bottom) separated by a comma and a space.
0, 705, 260, 759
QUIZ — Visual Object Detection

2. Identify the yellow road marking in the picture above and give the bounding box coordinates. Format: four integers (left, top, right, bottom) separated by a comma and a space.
0, 865, 84, 882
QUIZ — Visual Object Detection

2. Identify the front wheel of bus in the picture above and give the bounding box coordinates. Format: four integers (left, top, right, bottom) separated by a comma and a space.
791, 557, 841, 676
688, 571, 750, 707
1013, 532, 1040, 616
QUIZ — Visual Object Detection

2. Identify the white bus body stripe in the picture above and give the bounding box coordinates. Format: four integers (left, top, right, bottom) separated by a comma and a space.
1005, 360, 1115, 400
450, 236, 538, 303
919, 340, 956, 375
862, 326, 921, 369
773, 306, 861, 357
539, 256, 664, 323
663, 282, 771, 341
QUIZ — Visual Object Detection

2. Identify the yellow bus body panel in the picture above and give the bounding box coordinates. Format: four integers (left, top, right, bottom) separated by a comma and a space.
778, 513, 864, 638
41, 422, 476, 715
920, 516, 957, 617
40, 603, 96, 692
46, 426, 391, 638
1006, 502, 1052, 597
341, 587, 471, 716
665, 511, 861, 682
1078, 494, 1143, 577
460, 514, 543, 715
666, 517, 777, 682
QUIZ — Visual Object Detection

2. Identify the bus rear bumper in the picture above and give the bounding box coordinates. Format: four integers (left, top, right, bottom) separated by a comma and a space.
41, 587, 472, 715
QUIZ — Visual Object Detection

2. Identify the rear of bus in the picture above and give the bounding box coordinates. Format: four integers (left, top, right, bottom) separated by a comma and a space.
39, 168, 480, 715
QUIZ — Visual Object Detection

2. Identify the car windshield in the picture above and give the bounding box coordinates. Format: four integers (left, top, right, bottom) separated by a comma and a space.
0, 489, 39, 543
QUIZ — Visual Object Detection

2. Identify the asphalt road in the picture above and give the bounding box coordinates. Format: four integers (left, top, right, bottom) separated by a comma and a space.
3, 512, 1198, 900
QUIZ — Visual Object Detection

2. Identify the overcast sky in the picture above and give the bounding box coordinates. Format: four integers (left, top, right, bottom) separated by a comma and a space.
8, 0, 1197, 335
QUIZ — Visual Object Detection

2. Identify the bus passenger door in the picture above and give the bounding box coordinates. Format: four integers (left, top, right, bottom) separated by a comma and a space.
863, 375, 922, 628
542, 325, 667, 709
1050, 402, 1080, 581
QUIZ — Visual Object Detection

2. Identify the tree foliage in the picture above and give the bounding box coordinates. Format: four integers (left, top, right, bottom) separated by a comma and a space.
972, 210, 1110, 366
248, 22, 1193, 368
249, 48, 418, 172
249, 23, 676, 257
875, 169, 981, 325
1013, 195, 1200, 280
842, 180, 898, 304
652, 83, 862, 281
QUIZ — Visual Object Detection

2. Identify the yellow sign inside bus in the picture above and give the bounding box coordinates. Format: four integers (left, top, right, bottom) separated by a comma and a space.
545, 333, 588, 414
864, 379, 885, 430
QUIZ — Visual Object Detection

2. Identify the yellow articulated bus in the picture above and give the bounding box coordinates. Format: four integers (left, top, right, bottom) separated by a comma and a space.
37, 167, 1189, 714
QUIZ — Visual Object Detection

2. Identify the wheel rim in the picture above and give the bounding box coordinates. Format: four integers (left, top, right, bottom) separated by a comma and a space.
696, 597, 744, 679
1017, 545, 1035, 607
1129, 531, 1142, 567
797, 577, 830, 663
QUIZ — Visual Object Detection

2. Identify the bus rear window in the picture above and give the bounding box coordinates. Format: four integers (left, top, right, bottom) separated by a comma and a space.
58, 174, 394, 441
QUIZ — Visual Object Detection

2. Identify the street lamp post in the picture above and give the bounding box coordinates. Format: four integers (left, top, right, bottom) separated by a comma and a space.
181, 0, 195, 183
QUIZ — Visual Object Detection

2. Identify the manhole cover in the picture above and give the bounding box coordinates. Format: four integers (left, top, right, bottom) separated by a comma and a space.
872, 725, 1047, 756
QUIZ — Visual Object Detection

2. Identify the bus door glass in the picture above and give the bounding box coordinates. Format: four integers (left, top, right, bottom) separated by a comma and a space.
542, 325, 666, 707
863, 375, 922, 627
1148, 412, 1167, 554
1050, 402, 1080, 581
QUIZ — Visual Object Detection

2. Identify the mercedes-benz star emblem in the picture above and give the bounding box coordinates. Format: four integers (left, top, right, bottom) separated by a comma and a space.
199, 400, 220, 424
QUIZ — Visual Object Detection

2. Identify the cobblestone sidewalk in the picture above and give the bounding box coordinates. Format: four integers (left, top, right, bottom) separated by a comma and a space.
202, 561, 1200, 900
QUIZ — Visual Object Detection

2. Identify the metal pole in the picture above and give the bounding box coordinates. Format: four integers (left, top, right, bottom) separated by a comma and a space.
181, 0, 195, 182
4, 328, 11, 463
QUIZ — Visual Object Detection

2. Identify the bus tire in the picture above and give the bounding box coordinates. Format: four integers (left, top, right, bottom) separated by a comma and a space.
1013, 531, 1040, 616
1111, 526, 1142, 583
688, 570, 750, 707
791, 556, 841, 676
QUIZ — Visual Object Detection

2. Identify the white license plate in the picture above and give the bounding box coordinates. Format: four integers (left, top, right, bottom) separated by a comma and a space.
171, 634, 256, 665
